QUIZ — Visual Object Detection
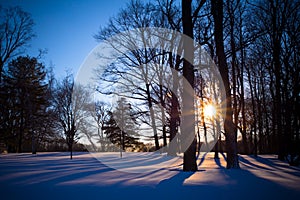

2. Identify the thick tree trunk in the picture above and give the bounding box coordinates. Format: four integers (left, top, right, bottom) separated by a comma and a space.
182, 0, 197, 172
227, 0, 239, 157
211, 0, 239, 168
270, 1, 284, 161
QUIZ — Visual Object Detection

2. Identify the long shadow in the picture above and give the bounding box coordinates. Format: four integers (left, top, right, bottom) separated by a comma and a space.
239, 156, 271, 171
214, 157, 226, 169
252, 155, 300, 168
0, 152, 106, 174
248, 155, 300, 177
1, 159, 113, 184
220, 152, 227, 161
155, 170, 197, 199
197, 152, 207, 167
155, 158, 300, 200
222, 167, 300, 200
2, 152, 300, 200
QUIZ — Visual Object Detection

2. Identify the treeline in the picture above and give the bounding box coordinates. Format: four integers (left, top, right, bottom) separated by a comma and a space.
0, 55, 87, 154
0, 6, 90, 157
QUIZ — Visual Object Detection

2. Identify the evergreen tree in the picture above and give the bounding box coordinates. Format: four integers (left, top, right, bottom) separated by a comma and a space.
103, 98, 140, 153
0, 56, 48, 153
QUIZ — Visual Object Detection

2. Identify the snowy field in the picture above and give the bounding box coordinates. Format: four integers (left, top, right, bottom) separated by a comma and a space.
0, 152, 299, 200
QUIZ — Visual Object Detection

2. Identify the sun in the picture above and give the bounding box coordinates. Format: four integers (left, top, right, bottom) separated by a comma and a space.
204, 104, 216, 118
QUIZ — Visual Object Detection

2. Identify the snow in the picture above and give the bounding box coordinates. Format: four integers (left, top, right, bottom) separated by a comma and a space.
90, 152, 181, 173
0, 152, 299, 200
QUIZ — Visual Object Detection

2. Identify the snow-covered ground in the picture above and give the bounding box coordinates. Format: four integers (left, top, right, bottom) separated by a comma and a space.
0, 152, 299, 200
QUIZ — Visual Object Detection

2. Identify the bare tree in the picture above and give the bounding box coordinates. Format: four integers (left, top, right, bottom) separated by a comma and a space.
211, 0, 239, 169
93, 101, 111, 151
0, 6, 35, 79
247, 0, 300, 163
182, 0, 197, 172
95, 1, 172, 150
54, 75, 90, 159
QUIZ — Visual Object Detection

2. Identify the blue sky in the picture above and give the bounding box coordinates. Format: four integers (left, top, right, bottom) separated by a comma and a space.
1, 0, 128, 79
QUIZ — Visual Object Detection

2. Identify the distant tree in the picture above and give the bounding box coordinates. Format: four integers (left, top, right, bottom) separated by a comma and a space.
0, 6, 35, 80
40, 67, 60, 149
0, 56, 48, 153
76, 97, 111, 152
54, 75, 76, 159
103, 98, 140, 156
94, 101, 111, 151
53, 75, 90, 159
95, 0, 174, 151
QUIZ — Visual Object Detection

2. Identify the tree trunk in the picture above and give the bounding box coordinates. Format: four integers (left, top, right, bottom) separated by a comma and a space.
254, 74, 262, 154
168, 52, 181, 156
146, 83, 160, 150
211, 0, 239, 169
159, 84, 167, 147
237, 5, 248, 154
213, 76, 221, 159
227, 0, 239, 157
257, 69, 264, 153
18, 110, 24, 153
182, 0, 197, 172
31, 131, 36, 154
239, 44, 248, 154
69, 144, 73, 159
270, 1, 284, 161
246, 64, 257, 156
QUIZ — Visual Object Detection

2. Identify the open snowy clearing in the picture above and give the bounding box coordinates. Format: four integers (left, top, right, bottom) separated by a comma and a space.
0, 152, 299, 200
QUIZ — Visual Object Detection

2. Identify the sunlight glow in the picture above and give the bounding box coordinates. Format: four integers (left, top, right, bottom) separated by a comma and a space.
204, 104, 216, 118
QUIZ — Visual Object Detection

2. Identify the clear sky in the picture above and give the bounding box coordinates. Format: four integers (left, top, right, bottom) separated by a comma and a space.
0, 0, 128, 79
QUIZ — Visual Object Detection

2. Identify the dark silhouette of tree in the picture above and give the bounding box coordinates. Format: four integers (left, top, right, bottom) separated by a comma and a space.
103, 98, 140, 155
0, 6, 35, 80
182, 0, 197, 172
91, 0, 300, 169
95, 1, 162, 150
54, 75, 89, 159
0, 56, 48, 153
247, 0, 300, 164
94, 101, 112, 151
211, 0, 239, 168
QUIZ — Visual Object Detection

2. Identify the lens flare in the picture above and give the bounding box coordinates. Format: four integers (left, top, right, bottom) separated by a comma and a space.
204, 104, 216, 118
